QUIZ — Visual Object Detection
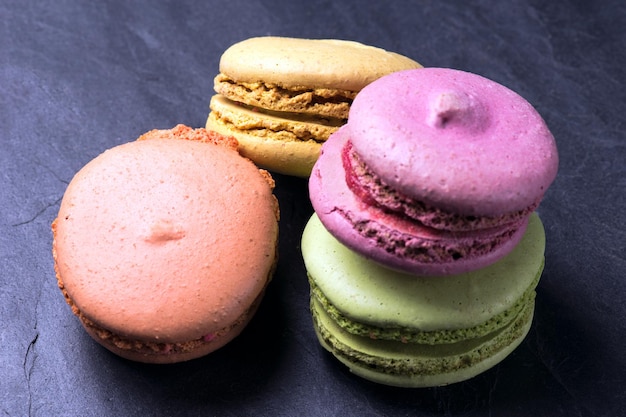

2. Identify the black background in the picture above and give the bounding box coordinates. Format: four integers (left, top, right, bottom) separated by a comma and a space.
2, 1, 625, 416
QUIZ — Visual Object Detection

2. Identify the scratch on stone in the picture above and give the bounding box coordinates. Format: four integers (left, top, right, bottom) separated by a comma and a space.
530, 330, 593, 415
34, 156, 71, 187
22, 274, 43, 417
12, 154, 69, 227
23, 332, 39, 417
487, 364, 500, 417
12, 196, 63, 227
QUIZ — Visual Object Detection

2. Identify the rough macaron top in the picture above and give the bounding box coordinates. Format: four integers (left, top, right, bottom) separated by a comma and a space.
54, 131, 279, 344
347, 68, 559, 216
219, 37, 422, 91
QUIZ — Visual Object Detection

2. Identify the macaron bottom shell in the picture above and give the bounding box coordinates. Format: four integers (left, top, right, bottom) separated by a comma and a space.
311, 296, 533, 388
207, 111, 322, 177
78, 290, 265, 364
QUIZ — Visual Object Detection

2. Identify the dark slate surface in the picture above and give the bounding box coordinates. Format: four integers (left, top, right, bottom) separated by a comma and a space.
1, 1, 625, 416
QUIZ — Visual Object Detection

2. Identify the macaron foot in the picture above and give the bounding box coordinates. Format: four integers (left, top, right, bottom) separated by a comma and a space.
311, 296, 534, 388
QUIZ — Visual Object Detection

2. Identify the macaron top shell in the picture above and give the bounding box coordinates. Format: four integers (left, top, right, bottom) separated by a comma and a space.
302, 212, 545, 333
309, 126, 529, 275
54, 137, 279, 343
348, 68, 559, 216
219, 37, 422, 92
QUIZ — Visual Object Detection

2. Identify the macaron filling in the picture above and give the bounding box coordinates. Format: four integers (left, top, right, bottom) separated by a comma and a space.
209, 95, 343, 143
342, 140, 538, 232
214, 73, 356, 119
340, 206, 525, 264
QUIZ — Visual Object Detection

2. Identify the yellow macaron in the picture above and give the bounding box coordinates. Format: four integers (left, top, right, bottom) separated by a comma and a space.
206, 36, 422, 177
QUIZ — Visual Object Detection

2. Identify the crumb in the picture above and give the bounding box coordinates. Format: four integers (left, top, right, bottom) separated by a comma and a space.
137, 124, 239, 151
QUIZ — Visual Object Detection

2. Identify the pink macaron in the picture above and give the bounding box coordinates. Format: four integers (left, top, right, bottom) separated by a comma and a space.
309, 68, 558, 275
52, 125, 280, 363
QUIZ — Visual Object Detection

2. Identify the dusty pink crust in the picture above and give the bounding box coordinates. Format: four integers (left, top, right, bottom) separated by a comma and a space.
348, 68, 559, 216
309, 127, 528, 276
54, 138, 279, 347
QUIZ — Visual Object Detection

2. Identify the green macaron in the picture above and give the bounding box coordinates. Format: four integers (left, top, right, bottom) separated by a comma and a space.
302, 212, 546, 387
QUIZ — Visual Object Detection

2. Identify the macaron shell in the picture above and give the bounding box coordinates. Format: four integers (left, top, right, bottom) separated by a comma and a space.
302, 212, 544, 335
309, 126, 528, 275
219, 37, 422, 91
311, 296, 534, 388
54, 138, 279, 344
80, 290, 265, 364
348, 68, 559, 216
207, 111, 321, 177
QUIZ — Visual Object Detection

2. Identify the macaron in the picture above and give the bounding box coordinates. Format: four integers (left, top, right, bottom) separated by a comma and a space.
309, 68, 558, 275
52, 125, 279, 363
206, 36, 422, 177
302, 211, 546, 387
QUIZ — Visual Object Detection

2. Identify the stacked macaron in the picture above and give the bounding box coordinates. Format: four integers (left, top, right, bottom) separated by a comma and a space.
206, 36, 422, 177
302, 68, 558, 386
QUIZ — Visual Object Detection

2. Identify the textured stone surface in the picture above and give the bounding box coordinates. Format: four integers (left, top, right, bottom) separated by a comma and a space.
1, 0, 624, 416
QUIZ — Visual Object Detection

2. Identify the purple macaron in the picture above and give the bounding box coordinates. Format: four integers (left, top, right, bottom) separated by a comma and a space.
309, 68, 558, 276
